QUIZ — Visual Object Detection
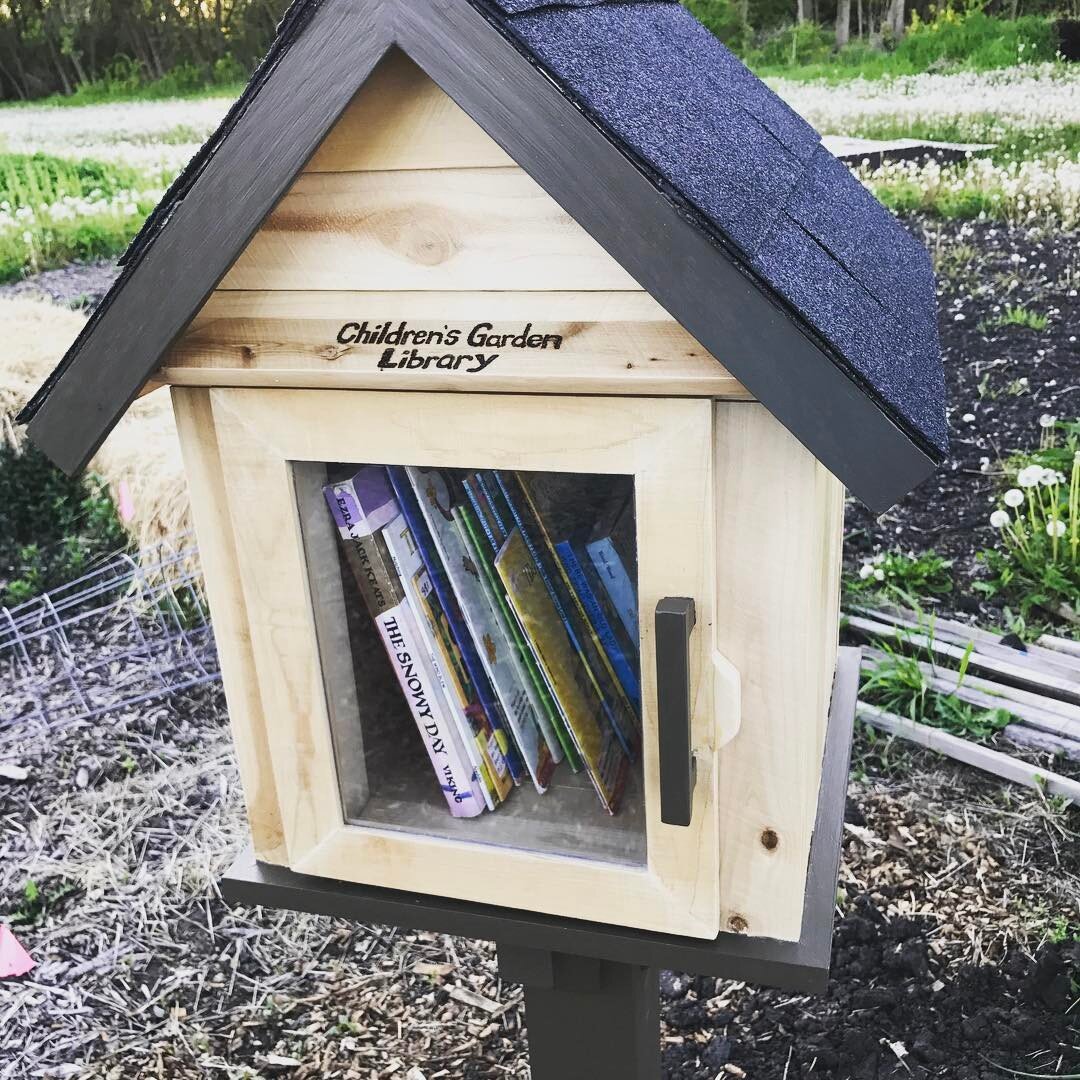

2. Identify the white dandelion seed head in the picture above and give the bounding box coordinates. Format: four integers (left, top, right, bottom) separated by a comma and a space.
1018, 465, 1044, 488
1047, 519, 1067, 537
1040, 414, 1057, 428
1003, 488, 1025, 507
990, 510, 1011, 528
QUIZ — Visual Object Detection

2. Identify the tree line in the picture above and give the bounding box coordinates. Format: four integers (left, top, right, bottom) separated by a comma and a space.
0, 0, 1070, 102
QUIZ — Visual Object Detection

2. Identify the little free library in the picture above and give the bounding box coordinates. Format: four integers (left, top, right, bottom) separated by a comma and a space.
19, 0, 946, 1074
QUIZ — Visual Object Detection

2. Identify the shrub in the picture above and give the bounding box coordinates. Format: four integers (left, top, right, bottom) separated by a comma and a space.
0, 443, 127, 606
685, 0, 751, 53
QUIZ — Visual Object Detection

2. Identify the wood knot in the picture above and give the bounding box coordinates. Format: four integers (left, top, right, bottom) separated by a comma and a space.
727, 914, 748, 934
760, 828, 780, 852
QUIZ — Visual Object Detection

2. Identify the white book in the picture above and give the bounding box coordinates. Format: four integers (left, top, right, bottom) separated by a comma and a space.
325, 472, 485, 817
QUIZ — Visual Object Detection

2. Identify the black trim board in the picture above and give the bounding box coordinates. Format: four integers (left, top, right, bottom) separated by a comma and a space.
24, 0, 936, 511
221, 648, 859, 993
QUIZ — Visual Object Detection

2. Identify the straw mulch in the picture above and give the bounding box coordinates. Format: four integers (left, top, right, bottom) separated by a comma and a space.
0, 297, 190, 551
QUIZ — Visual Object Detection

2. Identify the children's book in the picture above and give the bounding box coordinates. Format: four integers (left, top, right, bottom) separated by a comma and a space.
496, 528, 628, 813
323, 472, 485, 817
455, 494, 579, 771
386, 467, 523, 792
493, 470, 640, 760
406, 466, 557, 792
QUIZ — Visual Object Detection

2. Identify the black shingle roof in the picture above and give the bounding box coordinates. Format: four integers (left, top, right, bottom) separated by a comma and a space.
492, 0, 946, 455
18, 0, 947, 498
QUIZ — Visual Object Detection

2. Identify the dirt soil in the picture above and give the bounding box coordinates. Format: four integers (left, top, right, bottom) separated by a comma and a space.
842, 217, 1079, 625
1, 633, 1077, 1079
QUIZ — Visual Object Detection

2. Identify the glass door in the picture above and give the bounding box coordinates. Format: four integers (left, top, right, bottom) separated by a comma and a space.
212, 387, 721, 938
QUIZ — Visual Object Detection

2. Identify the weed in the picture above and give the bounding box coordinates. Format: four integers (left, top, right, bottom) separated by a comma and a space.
846, 549, 954, 603
860, 633, 1013, 742
985, 304, 1049, 332
978, 418, 1080, 628
7, 877, 80, 926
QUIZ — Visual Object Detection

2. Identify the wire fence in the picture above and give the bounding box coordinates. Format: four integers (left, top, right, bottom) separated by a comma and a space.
0, 535, 220, 745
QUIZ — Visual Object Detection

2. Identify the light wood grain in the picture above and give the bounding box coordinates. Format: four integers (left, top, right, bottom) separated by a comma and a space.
220, 168, 641, 293
713, 404, 844, 943
164, 290, 752, 399
306, 48, 513, 172
170, 387, 288, 864
209, 386, 722, 938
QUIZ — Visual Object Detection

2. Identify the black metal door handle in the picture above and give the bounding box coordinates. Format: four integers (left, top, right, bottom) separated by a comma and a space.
655, 597, 697, 827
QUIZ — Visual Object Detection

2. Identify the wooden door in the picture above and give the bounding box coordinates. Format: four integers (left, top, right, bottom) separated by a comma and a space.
207, 387, 721, 938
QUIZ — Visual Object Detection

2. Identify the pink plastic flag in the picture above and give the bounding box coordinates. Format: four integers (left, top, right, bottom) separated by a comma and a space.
0, 925, 35, 978
117, 480, 136, 524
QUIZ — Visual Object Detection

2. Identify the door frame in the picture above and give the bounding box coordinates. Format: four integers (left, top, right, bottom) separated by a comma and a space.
207, 386, 721, 938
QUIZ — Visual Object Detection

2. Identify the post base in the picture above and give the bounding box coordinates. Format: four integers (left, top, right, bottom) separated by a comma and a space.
498, 945, 659, 1080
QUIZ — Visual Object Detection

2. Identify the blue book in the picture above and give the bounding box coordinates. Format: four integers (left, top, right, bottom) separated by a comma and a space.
587, 537, 639, 645
556, 540, 641, 713
386, 467, 525, 786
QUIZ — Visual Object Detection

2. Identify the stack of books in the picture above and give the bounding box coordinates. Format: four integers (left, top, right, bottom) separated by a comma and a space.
324, 465, 641, 817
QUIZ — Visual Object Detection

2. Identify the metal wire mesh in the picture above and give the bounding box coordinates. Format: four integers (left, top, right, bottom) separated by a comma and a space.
0, 534, 220, 743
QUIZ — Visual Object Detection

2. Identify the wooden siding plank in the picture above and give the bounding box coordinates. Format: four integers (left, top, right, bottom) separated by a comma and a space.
712, 403, 845, 942
306, 48, 513, 172
163, 290, 752, 399
220, 168, 642, 293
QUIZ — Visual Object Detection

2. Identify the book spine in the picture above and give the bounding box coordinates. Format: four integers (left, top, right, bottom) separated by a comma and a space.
586, 537, 639, 644
406, 466, 556, 792
461, 475, 504, 551
556, 540, 641, 712
322, 481, 483, 817
456, 500, 577, 770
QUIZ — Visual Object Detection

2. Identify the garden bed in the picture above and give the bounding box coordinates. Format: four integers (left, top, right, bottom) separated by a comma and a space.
0, 624, 1076, 1079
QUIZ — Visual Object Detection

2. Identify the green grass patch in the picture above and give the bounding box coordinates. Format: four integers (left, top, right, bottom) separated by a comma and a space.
860, 635, 1014, 742
749, 12, 1059, 82
0, 152, 165, 282
0, 152, 147, 207
846, 548, 954, 604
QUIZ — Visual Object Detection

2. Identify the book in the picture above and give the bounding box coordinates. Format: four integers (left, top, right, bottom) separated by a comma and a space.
455, 493, 579, 771
496, 528, 628, 814
385, 467, 522, 794
406, 466, 557, 792
493, 470, 640, 761
586, 536, 639, 645
323, 472, 484, 817
555, 539, 641, 713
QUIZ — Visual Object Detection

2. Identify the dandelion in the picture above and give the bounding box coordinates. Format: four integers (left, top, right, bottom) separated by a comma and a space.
990, 509, 1011, 528
858, 563, 874, 580
873, 568, 885, 581
1047, 520, 1066, 537
1040, 414, 1057, 428
1004, 488, 1025, 507
1018, 465, 1044, 487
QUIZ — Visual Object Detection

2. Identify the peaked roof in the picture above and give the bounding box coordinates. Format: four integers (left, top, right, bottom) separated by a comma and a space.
19, 0, 947, 512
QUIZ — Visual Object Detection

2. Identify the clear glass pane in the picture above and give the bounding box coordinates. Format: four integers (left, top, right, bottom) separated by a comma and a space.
296, 462, 645, 866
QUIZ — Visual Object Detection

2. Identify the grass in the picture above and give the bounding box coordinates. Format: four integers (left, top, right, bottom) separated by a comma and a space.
0, 151, 165, 282
749, 12, 1059, 82
991, 304, 1049, 331
860, 634, 1014, 742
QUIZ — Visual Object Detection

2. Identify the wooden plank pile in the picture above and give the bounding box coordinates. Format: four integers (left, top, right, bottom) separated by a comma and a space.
846, 606, 1080, 802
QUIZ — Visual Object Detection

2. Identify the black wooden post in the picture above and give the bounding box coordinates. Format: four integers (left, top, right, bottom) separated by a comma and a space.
497, 945, 660, 1080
